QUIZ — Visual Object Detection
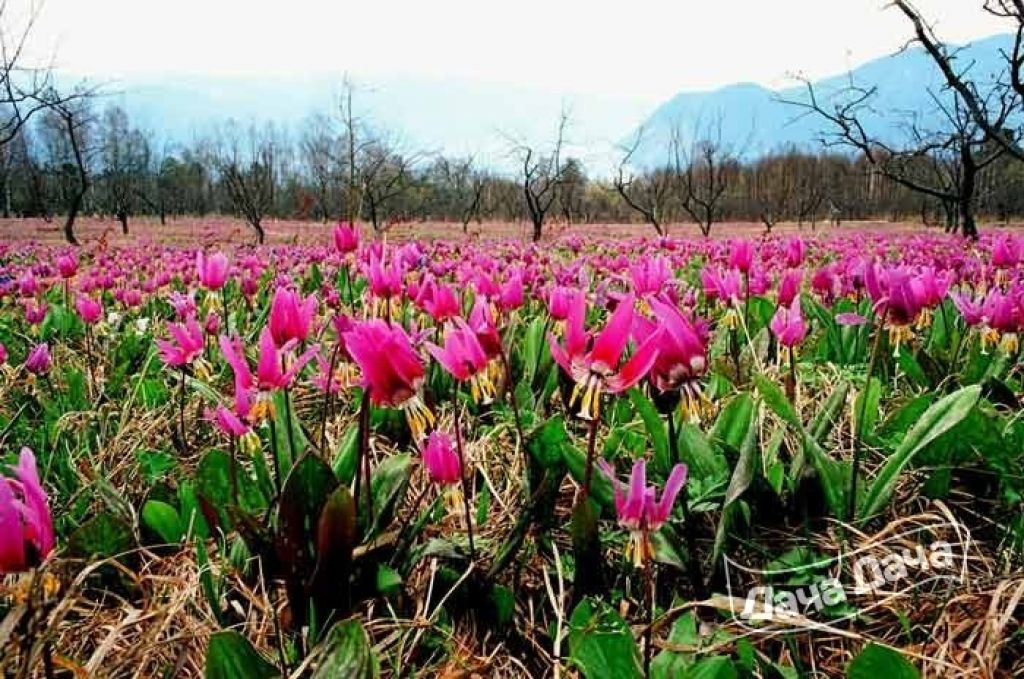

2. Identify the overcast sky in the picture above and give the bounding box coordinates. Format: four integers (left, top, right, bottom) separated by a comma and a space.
25, 0, 1009, 101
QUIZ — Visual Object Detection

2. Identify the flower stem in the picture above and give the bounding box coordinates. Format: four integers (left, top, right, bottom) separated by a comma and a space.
319, 340, 343, 449
667, 408, 705, 598
179, 367, 188, 452
453, 386, 476, 562
643, 566, 656, 678
499, 346, 528, 480
582, 411, 600, 499
850, 311, 886, 521
355, 389, 372, 530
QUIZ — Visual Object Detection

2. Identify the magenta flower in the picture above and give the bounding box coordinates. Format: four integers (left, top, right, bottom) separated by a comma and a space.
546, 286, 577, 321
598, 458, 687, 568
498, 271, 525, 311
56, 253, 79, 279
770, 298, 808, 348
365, 248, 405, 301
992, 234, 1021, 269
778, 269, 803, 307
268, 287, 317, 347
333, 221, 360, 254
23, 300, 46, 326
634, 296, 709, 419
729, 239, 755, 273
421, 431, 462, 486
785, 237, 806, 268
427, 319, 495, 403
549, 293, 662, 420
343, 319, 434, 439
156, 319, 205, 368
196, 251, 230, 291
417, 280, 461, 322
75, 296, 103, 325
0, 342, 6, 365
24, 343, 51, 375
255, 327, 317, 391
0, 448, 55, 573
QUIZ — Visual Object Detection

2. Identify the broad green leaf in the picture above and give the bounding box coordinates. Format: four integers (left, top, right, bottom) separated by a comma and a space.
713, 407, 759, 563
68, 511, 134, 559
711, 392, 756, 452
853, 377, 881, 440
861, 385, 981, 518
568, 598, 643, 679
629, 388, 670, 474
676, 422, 726, 481
141, 500, 183, 544
205, 631, 278, 679
811, 381, 850, 443
847, 643, 919, 679
369, 453, 412, 535
754, 375, 799, 428
682, 657, 737, 679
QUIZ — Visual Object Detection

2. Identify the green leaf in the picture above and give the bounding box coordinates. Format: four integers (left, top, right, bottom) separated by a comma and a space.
675, 422, 725, 481
754, 375, 799, 428
370, 453, 412, 535
528, 416, 570, 469
629, 389, 670, 474
860, 385, 981, 518
490, 584, 515, 628
331, 425, 360, 484
811, 381, 850, 443
651, 611, 698, 678
568, 597, 643, 679
713, 406, 759, 563
141, 500, 183, 544
311, 620, 378, 679
195, 450, 267, 530
68, 511, 134, 559
205, 630, 278, 679
682, 657, 737, 679
563, 444, 614, 512
711, 393, 756, 452
847, 643, 919, 679
853, 377, 881, 440
376, 564, 402, 597
896, 346, 929, 387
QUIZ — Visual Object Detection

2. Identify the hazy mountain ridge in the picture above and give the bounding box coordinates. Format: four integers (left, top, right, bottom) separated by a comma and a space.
77, 33, 1014, 174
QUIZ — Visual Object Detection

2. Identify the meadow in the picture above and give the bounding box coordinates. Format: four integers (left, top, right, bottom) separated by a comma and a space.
0, 221, 1022, 677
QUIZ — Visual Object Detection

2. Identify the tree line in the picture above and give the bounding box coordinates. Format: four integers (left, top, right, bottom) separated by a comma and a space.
4, 1, 1024, 242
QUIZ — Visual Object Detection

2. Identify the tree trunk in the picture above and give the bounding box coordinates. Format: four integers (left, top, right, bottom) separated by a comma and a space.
117, 210, 129, 235
251, 218, 265, 244
532, 217, 543, 242
959, 148, 978, 240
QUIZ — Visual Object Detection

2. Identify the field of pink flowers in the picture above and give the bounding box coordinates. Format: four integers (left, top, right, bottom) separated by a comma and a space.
0, 225, 1022, 677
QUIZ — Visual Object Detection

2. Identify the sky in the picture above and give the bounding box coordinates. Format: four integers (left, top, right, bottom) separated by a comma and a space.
22, 0, 1009, 104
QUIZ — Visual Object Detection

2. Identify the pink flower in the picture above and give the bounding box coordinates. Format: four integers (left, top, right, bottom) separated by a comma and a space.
268, 287, 317, 347
992, 234, 1021, 269
156, 319, 205, 368
548, 293, 662, 420
835, 312, 868, 327
0, 342, 6, 364
417, 280, 461, 322
546, 286, 577, 321
0, 448, 55, 573
75, 296, 103, 325
427, 319, 495, 403
333, 222, 360, 254
421, 431, 461, 486
255, 327, 317, 391
196, 251, 229, 291
634, 296, 708, 394
785, 237, 805, 268
467, 297, 503, 359
24, 344, 51, 375
365, 247, 405, 300
23, 300, 46, 326
343, 319, 433, 439
56, 253, 79, 279
770, 298, 808, 348
497, 271, 524, 311
778, 269, 803, 307
598, 458, 687, 568
729, 239, 755, 273
168, 292, 197, 320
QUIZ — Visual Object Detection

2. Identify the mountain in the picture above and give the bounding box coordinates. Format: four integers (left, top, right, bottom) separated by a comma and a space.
627, 33, 1014, 168
94, 72, 656, 173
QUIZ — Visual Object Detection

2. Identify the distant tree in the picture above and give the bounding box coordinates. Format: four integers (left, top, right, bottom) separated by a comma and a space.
673, 118, 739, 236
97, 106, 151, 234
358, 136, 416, 236
214, 123, 281, 244
614, 126, 674, 236
515, 110, 568, 241
38, 92, 93, 245
436, 155, 485, 232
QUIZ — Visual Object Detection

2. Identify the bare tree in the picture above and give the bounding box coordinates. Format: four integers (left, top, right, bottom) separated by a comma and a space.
358, 136, 415, 236
673, 118, 738, 236
515, 110, 568, 242
38, 92, 93, 245
894, 0, 1024, 162
783, 78, 1008, 238
98, 105, 151, 234
214, 123, 280, 244
437, 155, 485, 232
614, 127, 674, 236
